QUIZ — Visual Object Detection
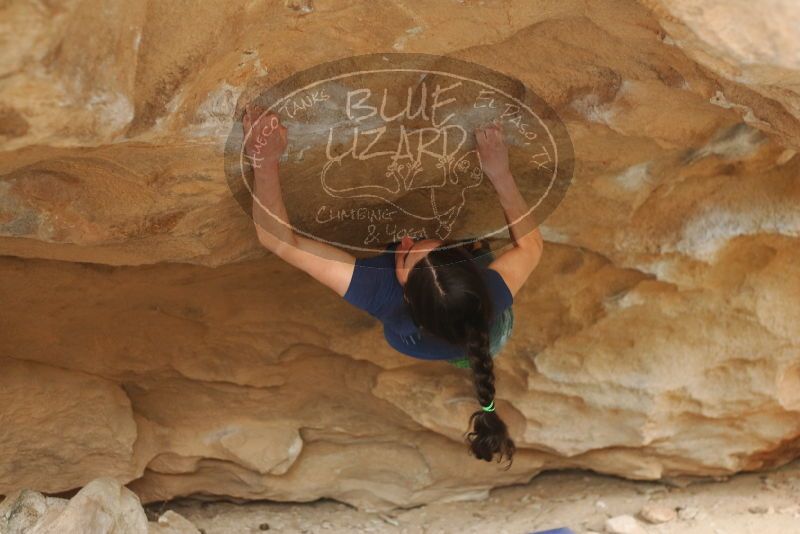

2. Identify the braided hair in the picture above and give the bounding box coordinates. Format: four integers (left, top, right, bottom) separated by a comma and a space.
403, 244, 516, 467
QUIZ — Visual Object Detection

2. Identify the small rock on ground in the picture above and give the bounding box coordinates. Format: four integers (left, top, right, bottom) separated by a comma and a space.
605, 514, 648, 534
638, 503, 677, 524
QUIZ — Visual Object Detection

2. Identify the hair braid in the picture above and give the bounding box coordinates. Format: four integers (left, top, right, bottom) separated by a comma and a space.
404, 243, 516, 466
464, 317, 516, 467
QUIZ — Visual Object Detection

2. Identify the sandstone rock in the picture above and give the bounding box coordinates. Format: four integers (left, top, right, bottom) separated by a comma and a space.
604, 514, 648, 534
0, 359, 140, 494
641, 0, 800, 149
0, 481, 198, 534
747, 504, 774, 515
5, 478, 149, 534
0, 0, 799, 514
0, 490, 67, 534
637, 503, 676, 524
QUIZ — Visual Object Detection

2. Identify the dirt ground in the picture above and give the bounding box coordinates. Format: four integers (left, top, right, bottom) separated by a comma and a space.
150, 458, 800, 534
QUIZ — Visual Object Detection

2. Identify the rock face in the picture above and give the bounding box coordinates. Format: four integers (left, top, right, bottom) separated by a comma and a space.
1, 0, 799, 512
0, 478, 199, 534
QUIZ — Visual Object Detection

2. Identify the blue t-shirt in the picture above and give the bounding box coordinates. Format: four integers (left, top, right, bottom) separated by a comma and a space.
344, 242, 513, 361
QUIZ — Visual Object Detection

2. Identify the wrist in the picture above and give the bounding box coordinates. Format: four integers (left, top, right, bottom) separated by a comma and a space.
253, 160, 280, 194
251, 157, 280, 174
253, 159, 279, 184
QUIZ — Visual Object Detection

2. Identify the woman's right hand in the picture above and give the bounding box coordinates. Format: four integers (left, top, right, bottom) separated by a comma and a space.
475, 122, 513, 188
242, 106, 288, 168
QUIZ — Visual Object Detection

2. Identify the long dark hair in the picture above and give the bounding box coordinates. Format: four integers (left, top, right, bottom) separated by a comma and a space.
403, 243, 516, 467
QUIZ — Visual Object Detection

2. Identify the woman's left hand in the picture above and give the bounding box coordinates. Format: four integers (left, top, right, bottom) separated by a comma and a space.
242, 106, 288, 168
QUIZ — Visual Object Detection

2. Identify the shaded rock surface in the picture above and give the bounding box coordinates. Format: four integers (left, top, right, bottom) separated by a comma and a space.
1, 0, 799, 512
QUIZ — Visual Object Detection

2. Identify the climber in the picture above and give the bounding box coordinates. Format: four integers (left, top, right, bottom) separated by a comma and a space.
242, 106, 544, 467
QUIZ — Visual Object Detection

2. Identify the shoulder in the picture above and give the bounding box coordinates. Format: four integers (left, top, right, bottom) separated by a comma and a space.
486, 237, 543, 298
483, 267, 513, 313
343, 243, 401, 318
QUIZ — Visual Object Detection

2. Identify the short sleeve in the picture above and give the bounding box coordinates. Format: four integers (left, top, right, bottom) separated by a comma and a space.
484, 268, 513, 313
343, 257, 396, 319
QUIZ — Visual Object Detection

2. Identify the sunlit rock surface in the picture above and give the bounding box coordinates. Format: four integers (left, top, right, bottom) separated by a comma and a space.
1, 0, 799, 512
0, 478, 199, 533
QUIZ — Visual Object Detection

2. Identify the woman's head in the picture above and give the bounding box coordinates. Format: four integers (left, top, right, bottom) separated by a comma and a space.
401, 237, 516, 467
395, 236, 443, 286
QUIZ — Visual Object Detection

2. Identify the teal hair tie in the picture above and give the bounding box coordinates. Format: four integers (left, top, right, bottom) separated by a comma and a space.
481, 400, 495, 412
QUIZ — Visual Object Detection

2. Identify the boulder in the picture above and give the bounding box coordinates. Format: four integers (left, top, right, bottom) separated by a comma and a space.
0, 479, 199, 534
0, 0, 798, 513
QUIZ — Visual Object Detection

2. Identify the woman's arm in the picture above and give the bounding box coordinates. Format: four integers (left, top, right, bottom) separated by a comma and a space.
475, 122, 543, 298
244, 109, 356, 297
